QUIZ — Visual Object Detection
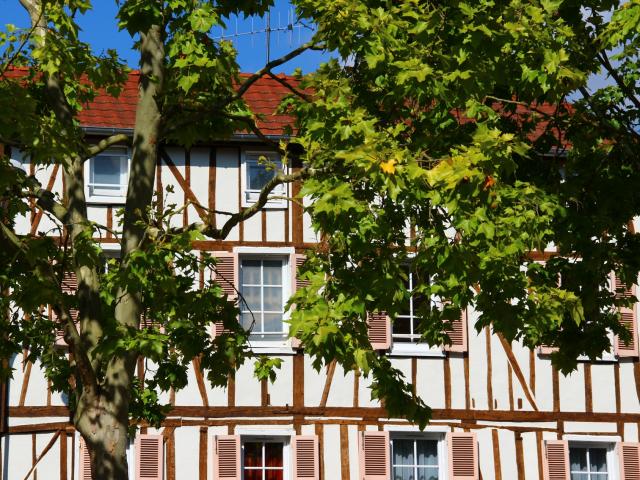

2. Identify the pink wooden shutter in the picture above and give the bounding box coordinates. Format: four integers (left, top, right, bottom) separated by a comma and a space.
214, 252, 238, 299
212, 252, 238, 337
293, 254, 310, 291
619, 442, 640, 480
359, 431, 390, 480
292, 435, 319, 480
447, 432, 478, 480
135, 434, 164, 480
444, 309, 468, 353
213, 435, 240, 480
613, 274, 639, 357
367, 312, 391, 350
79, 437, 92, 480
54, 271, 79, 346
542, 440, 569, 480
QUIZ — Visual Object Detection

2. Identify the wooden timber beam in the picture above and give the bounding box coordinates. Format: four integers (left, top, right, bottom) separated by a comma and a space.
11, 405, 640, 423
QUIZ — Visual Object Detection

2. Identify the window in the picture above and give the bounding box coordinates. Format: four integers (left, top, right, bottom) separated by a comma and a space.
239, 257, 287, 341
242, 440, 285, 480
391, 266, 443, 355
569, 445, 610, 480
391, 437, 440, 480
88, 148, 128, 201
243, 151, 286, 208
393, 267, 428, 344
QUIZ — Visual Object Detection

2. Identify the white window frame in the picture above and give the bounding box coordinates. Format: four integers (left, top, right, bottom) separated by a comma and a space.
566, 438, 619, 480
240, 434, 291, 480
85, 147, 129, 204
388, 431, 447, 480
241, 150, 287, 209
390, 264, 444, 357
235, 247, 294, 353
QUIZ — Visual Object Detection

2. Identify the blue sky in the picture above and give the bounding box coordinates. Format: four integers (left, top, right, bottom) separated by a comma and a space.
0, 0, 330, 73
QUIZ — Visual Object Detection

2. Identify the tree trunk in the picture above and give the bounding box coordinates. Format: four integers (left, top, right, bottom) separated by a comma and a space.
76, 395, 130, 480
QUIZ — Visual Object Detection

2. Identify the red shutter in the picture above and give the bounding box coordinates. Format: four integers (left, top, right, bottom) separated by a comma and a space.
213, 435, 240, 480
613, 274, 639, 357
135, 434, 164, 480
447, 432, 478, 480
542, 440, 569, 480
367, 312, 391, 350
444, 309, 468, 353
79, 437, 92, 480
359, 431, 390, 480
619, 442, 640, 480
292, 435, 319, 480
213, 252, 238, 299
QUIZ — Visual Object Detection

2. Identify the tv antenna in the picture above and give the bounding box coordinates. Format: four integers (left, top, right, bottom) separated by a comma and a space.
214, 7, 313, 64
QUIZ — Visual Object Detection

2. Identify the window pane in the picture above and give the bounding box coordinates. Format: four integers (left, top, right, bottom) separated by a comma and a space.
265, 443, 283, 467
243, 470, 262, 480
241, 286, 262, 311
416, 440, 438, 466
569, 474, 588, 480
263, 287, 282, 312
263, 313, 283, 333
392, 466, 413, 480
393, 439, 415, 466
589, 448, 608, 473
262, 261, 282, 285
394, 316, 412, 336
243, 442, 262, 467
248, 163, 275, 190
241, 312, 256, 330
570, 448, 588, 472
93, 156, 123, 185
242, 260, 262, 285
265, 470, 283, 480
417, 466, 439, 480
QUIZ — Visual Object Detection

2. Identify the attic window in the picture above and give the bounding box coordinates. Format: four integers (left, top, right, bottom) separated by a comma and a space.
87, 148, 129, 202
243, 151, 286, 208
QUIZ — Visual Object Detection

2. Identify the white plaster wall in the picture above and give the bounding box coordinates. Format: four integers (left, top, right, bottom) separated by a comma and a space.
163, 147, 186, 229
327, 364, 355, 407
497, 429, 517, 478
416, 357, 445, 409
619, 360, 640, 413
303, 357, 326, 407
476, 428, 495, 480
215, 148, 240, 241
268, 356, 293, 407
449, 355, 466, 409
174, 426, 200, 480
266, 210, 286, 242
559, 365, 585, 412
468, 320, 489, 410
322, 425, 342, 480
189, 147, 210, 224
591, 364, 616, 412
522, 431, 541, 480
234, 361, 261, 406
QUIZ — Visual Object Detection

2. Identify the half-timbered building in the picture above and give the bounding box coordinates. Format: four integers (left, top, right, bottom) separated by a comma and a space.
2, 72, 640, 480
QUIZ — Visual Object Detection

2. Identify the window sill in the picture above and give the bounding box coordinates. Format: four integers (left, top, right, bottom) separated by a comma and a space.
86, 194, 127, 205
247, 343, 297, 355
389, 344, 445, 358
243, 191, 287, 209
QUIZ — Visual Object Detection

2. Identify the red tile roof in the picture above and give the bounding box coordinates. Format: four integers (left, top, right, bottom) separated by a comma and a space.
79, 71, 297, 135
3, 68, 297, 136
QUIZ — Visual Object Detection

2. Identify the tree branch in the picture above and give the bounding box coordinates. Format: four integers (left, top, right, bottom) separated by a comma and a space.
222, 113, 285, 153
233, 41, 322, 100
597, 51, 640, 111
0, 222, 98, 394
85, 133, 131, 159
267, 71, 311, 102
194, 167, 311, 240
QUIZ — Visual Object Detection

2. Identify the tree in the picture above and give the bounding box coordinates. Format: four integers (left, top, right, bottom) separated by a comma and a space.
2, 0, 640, 478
